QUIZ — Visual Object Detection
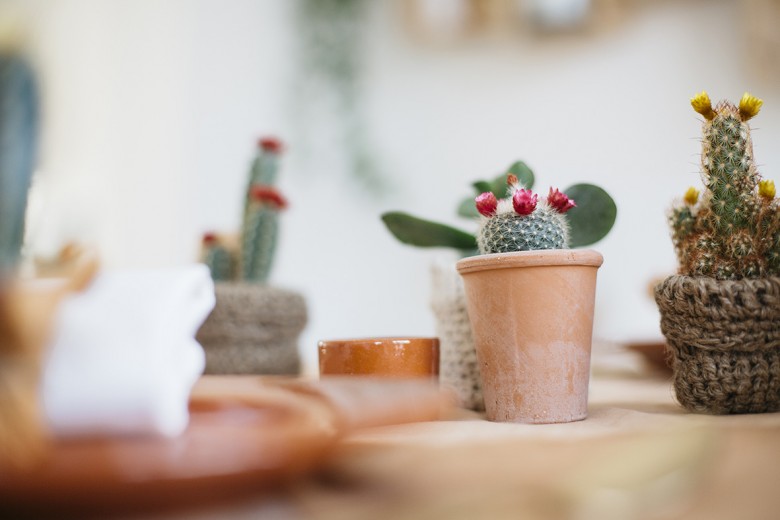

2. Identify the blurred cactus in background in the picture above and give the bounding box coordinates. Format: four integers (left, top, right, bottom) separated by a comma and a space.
0, 53, 38, 275
244, 137, 282, 216
200, 233, 233, 281
202, 138, 287, 284
241, 184, 287, 282
669, 91, 780, 279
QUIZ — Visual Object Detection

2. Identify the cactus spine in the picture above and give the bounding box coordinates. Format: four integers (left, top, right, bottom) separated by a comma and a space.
670, 92, 780, 279
476, 177, 574, 255
201, 137, 287, 284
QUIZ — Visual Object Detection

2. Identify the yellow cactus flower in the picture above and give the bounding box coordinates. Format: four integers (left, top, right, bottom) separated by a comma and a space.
683, 186, 700, 205
738, 92, 762, 121
691, 91, 715, 120
759, 179, 776, 200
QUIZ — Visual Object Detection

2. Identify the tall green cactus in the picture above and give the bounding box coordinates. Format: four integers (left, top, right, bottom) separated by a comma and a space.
0, 53, 38, 275
202, 137, 287, 284
244, 137, 281, 218
240, 138, 285, 283
241, 187, 285, 282
669, 92, 780, 279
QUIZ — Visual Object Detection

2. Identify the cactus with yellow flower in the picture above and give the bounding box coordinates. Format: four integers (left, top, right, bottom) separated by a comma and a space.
669, 91, 780, 279
656, 91, 780, 416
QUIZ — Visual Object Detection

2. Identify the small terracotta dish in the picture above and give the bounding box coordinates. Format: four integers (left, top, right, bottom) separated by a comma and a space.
625, 341, 672, 374
318, 337, 440, 379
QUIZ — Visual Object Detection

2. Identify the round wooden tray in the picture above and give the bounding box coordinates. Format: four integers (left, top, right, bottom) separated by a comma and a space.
0, 378, 340, 515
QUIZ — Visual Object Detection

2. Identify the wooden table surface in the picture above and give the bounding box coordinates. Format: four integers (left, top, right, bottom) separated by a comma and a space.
135, 349, 780, 520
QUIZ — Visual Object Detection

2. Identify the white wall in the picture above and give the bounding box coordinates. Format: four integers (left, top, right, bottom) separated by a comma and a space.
6, 0, 780, 373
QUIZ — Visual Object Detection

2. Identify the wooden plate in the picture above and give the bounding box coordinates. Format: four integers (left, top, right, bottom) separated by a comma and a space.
0, 375, 448, 516
0, 378, 340, 515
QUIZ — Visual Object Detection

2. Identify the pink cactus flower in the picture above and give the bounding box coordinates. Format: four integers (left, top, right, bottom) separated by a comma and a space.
250, 185, 288, 209
547, 187, 576, 213
258, 136, 284, 153
202, 232, 218, 244
513, 189, 538, 216
475, 192, 498, 216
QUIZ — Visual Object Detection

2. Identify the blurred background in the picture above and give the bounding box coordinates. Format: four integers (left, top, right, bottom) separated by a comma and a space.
2, 0, 779, 373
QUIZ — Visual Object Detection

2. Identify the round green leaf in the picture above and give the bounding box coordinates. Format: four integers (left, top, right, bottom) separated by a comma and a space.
564, 184, 617, 248
381, 212, 477, 250
505, 161, 535, 190
472, 181, 493, 195
457, 196, 480, 218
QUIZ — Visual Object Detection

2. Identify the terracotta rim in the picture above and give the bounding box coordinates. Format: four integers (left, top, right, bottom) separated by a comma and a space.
456, 249, 603, 275
318, 337, 439, 348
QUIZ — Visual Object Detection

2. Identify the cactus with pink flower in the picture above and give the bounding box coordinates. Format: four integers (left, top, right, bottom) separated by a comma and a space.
382, 160, 616, 255
476, 176, 576, 253
201, 137, 288, 283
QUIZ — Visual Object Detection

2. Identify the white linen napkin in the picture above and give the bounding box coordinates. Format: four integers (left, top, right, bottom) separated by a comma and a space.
40, 264, 215, 437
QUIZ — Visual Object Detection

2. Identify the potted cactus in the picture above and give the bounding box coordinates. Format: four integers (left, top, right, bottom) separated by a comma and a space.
455, 174, 615, 423
196, 137, 306, 375
655, 91, 780, 415
382, 162, 615, 416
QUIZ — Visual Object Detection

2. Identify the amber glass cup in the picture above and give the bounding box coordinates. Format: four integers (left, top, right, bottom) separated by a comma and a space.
318, 337, 440, 379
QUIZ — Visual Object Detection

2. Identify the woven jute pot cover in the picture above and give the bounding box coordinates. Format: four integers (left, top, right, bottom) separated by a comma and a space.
196, 283, 306, 375
430, 262, 484, 412
655, 275, 780, 414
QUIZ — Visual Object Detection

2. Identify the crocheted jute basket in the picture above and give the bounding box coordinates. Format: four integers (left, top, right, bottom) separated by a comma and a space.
196, 283, 306, 375
430, 262, 484, 411
655, 275, 780, 414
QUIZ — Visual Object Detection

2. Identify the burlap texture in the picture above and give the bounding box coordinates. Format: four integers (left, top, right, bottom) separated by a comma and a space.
430, 262, 484, 411
655, 275, 780, 414
197, 283, 306, 375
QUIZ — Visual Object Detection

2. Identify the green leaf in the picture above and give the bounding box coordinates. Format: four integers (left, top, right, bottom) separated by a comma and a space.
381, 212, 477, 250
457, 196, 480, 218
472, 181, 492, 194
506, 161, 535, 190
467, 161, 534, 205
487, 174, 509, 198
564, 184, 617, 248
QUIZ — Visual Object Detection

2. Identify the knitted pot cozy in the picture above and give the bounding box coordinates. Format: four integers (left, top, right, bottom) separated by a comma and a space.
431, 262, 485, 411
655, 275, 780, 414
197, 283, 306, 375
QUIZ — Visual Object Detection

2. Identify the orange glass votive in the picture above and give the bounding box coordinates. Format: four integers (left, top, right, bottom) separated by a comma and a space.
318, 337, 440, 379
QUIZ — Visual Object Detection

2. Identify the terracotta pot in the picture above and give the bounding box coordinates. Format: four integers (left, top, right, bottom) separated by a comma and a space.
456, 250, 603, 423
318, 337, 439, 379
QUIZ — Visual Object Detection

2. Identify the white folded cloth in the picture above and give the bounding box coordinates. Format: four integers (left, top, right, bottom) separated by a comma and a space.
40, 264, 215, 437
